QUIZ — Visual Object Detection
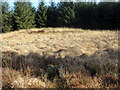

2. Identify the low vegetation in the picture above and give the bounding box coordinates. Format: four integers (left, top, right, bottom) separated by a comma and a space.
1, 28, 119, 88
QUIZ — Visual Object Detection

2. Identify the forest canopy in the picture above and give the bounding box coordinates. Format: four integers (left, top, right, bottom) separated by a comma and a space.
1, 1, 120, 33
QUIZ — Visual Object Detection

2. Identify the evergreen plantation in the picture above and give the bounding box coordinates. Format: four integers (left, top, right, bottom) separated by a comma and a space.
1, 2, 120, 33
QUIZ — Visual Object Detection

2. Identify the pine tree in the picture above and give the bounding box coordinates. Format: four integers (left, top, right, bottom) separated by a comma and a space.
14, 2, 35, 30
2, 2, 12, 32
57, 2, 75, 27
36, 2, 47, 27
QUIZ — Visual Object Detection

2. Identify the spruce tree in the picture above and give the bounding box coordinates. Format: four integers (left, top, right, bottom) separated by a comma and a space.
47, 2, 58, 27
57, 2, 75, 27
14, 2, 35, 30
2, 2, 12, 32
36, 2, 47, 27
0, 3, 2, 33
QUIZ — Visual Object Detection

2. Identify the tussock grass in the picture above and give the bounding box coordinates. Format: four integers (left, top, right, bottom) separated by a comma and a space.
1, 28, 119, 88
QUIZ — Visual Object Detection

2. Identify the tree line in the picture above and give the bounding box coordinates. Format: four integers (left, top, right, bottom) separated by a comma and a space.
1, 1, 120, 33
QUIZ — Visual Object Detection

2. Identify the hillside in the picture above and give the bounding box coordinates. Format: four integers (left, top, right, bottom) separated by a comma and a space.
1, 28, 119, 88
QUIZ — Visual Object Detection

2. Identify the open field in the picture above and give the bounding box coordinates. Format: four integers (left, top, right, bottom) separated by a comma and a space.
1, 28, 119, 88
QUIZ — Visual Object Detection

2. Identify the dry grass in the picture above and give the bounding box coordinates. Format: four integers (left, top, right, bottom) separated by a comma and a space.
1, 28, 119, 88
2, 68, 57, 88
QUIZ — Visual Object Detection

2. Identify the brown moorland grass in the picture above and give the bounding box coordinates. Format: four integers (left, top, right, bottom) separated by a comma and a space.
1, 28, 119, 88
